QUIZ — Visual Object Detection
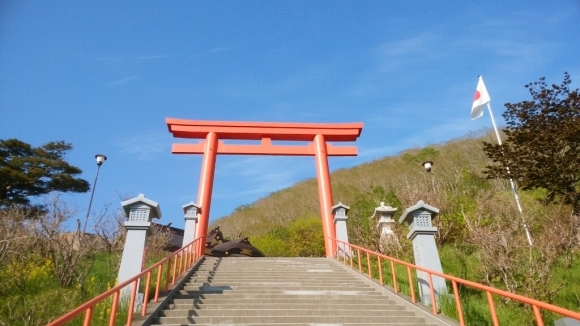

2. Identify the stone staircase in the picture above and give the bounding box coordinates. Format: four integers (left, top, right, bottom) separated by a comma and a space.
143, 257, 454, 326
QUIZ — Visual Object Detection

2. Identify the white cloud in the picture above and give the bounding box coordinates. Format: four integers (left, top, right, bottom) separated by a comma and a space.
215, 156, 312, 199
117, 133, 170, 161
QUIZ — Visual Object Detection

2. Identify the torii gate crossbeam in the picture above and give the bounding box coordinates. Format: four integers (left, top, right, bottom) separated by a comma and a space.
167, 118, 363, 257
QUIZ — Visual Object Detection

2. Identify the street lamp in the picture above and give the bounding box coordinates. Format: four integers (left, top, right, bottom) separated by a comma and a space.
83, 154, 107, 234
422, 161, 433, 173
422, 161, 435, 194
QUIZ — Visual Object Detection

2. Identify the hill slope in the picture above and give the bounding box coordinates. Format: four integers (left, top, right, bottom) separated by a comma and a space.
211, 129, 501, 240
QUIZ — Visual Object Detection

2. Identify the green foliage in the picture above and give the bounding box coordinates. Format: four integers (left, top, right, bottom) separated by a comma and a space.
0, 252, 119, 326
402, 147, 440, 167
287, 213, 325, 257
437, 170, 492, 244
250, 214, 324, 257
249, 232, 289, 257
348, 186, 403, 249
483, 73, 580, 215
0, 139, 89, 208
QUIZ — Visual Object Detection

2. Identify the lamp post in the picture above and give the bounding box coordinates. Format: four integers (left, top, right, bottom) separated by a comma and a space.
422, 160, 435, 194
83, 154, 107, 234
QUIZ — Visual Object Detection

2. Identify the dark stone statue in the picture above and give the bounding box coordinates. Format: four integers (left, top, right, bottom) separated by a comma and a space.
204, 226, 264, 257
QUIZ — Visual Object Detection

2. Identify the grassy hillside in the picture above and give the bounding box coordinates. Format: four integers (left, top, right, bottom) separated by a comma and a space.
211, 129, 580, 323
211, 129, 500, 238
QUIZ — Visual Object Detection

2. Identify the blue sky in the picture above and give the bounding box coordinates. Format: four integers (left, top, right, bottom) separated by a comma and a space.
1, 1, 579, 229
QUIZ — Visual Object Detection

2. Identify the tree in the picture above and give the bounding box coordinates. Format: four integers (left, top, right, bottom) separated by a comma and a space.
0, 139, 89, 208
482, 73, 580, 216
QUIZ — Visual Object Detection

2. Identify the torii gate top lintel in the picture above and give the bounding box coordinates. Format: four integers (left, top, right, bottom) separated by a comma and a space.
168, 118, 364, 257
166, 118, 363, 141
167, 118, 364, 157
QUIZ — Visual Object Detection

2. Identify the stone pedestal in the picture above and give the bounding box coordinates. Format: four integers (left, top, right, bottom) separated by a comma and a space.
332, 202, 350, 258
555, 318, 580, 326
182, 201, 200, 247
117, 221, 151, 294
399, 200, 447, 306
117, 194, 161, 297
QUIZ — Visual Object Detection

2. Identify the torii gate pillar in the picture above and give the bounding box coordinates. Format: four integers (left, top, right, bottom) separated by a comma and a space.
195, 131, 218, 255
314, 134, 336, 254
167, 119, 363, 257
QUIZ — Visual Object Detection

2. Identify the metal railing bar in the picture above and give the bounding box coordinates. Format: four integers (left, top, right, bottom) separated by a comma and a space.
330, 237, 580, 322
47, 237, 203, 326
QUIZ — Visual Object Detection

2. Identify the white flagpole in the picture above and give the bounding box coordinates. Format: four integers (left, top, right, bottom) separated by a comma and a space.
486, 102, 533, 246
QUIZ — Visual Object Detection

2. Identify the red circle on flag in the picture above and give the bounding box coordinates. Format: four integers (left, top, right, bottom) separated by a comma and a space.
474, 90, 481, 101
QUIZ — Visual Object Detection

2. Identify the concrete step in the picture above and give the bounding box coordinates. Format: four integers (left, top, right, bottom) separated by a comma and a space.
183, 281, 370, 287
172, 290, 386, 298
158, 308, 418, 318
151, 324, 433, 326
166, 303, 399, 310
151, 315, 430, 325
169, 297, 396, 305
188, 273, 355, 277
141, 257, 442, 326
180, 285, 375, 292
185, 277, 359, 282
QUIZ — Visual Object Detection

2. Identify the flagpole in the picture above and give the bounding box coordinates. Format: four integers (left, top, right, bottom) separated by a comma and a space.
486, 102, 533, 246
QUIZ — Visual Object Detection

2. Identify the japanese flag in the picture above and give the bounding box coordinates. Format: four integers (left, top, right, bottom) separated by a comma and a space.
471, 76, 491, 120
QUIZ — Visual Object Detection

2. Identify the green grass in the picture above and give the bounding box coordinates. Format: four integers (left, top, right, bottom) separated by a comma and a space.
344, 248, 580, 326
1, 252, 145, 326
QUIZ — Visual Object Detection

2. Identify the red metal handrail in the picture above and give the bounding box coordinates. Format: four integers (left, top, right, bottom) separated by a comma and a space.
47, 237, 204, 326
331, 237, 580, 326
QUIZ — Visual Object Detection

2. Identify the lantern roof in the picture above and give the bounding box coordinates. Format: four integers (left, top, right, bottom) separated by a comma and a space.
121, 194, 162, 220
371, 202, 398, 219
331, 202, 350, 213
398, 200, 438, 224
182, 201, 200, 213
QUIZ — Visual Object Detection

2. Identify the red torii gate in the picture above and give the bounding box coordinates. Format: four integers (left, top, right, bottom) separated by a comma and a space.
166, 118, 363, 257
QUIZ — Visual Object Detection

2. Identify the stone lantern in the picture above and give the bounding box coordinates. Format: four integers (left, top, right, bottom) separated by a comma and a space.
182, 201, 200, 247
117, 194, 161, 292
372, 201, 398, 236
398, 200, 446, 305
331, 202, 350, 257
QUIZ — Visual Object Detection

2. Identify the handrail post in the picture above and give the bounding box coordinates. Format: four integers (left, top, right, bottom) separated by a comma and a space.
533, 305, 544, 326
452, 280, 465, 326
126, 280, 138, 326
154, 264, 162, 302
109, 291, 119, 326
428, 273, 438, 315
141, 271, 151, 316
486, 291, 499, 326
390, 261, 398, 293
172, 254, 178, 284
82, 307, 93, 326
349, 246, 353, 268
406, 266, 415, 303
366, 251, 372, 278
377, 257, 383, 285
165, 257, 171, 292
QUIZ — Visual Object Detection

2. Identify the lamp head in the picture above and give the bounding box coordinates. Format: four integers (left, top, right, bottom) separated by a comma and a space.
95, 154, 107, 166
422, 161, 433, 172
